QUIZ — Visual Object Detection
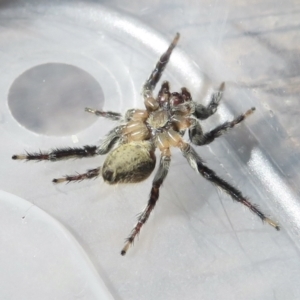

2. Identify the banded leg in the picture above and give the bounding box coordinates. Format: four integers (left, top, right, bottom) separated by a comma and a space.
121, 149, 171, 256
12, 145, 98, 161
12, 125, 124, 161
180, 142, 279, 230
85, 107, 122, 121
195, 82, 225, 120
143, 33, 180, 100
189, 107, 255, 146
53, 167, 101, 184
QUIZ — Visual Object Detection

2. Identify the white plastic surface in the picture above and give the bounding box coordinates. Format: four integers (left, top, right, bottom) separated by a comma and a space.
1, 1, 300, 299
0, 191, 114, 300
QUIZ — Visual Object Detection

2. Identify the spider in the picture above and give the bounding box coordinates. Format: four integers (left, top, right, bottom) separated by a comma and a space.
12, 33, 279, 255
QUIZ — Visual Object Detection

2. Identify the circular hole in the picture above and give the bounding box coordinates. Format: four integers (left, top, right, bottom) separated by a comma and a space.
8, 63, 104, 136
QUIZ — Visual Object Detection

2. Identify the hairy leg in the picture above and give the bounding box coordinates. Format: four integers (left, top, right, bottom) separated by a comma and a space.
12, 145, 98, 161
53, 167, 101, 183
143, 33, 180, 100
121, 149, 171, 255
85, 107, 122, 121
12, 125, 124, 161
97, 125, 124, 155
194, 82, 225, 120
180, 142, 279, 230
189, 107, 255, 146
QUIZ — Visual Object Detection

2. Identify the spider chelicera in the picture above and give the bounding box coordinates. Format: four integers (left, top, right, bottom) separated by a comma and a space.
12, 33, 279, 255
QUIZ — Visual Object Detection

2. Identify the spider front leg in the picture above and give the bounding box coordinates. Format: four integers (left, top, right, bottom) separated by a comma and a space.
12, 125, 124, 161
121, 148, 171, 256
180, 142, 280, 230
143, 33, 180, 102
189, 107, 255, 146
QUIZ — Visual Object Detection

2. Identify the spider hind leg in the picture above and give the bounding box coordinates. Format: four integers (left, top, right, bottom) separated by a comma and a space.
121, 149, 171, 255
12, 146, 98, 161
53, 167, 101, 184
180, 142, 280, 230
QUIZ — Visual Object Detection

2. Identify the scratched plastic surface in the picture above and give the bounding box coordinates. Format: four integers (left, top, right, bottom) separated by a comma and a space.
1, 0, 300, 299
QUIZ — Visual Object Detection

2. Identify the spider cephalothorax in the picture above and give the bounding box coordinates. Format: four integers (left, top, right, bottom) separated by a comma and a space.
13, 33, 279, 256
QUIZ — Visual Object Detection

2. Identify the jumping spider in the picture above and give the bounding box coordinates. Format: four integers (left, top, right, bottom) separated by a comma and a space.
12, 33, 279, 255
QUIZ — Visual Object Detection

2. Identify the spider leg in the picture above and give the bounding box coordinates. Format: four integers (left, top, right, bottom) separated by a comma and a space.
143, 33, 180, 100
121, 149, 171, 256
195, 82, 225, 120
180, 142, 280, 230
97, 125, 124, 154
12, 145, 99, 161
189, 107, 255, 146
85, 107, 122, 121
12, 125, 124, 161
53, 167, 101, 184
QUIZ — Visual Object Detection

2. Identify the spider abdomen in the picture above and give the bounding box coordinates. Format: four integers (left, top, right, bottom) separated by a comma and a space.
102, 141, 156, 184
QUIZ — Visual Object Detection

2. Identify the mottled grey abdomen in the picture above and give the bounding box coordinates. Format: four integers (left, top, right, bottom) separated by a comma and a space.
102, 141, 156, 184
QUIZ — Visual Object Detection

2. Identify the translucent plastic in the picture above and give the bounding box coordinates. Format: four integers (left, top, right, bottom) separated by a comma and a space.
1, 1, 300, 300
0, 191, 114, 300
